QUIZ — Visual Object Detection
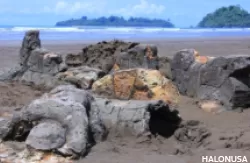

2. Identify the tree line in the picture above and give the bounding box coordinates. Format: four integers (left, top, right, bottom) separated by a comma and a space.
56, 16, 174, 27
56, 5, 250, 28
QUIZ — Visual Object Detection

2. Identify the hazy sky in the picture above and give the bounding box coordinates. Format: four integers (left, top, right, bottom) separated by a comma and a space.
0, 0, 250, 27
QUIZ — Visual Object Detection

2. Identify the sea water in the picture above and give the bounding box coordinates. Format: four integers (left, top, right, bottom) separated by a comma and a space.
1, 26, 250, 41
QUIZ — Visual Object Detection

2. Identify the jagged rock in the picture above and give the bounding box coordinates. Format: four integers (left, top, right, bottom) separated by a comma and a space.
26, 120, 66, 150
114, 44, 158, 70
81, 40, 139, 73
55, 66, 105, 89
158, 56, 172, 79
65, 40, 164, 74
93, 98, 181, 137
0, 30, 66, 89
171, 49, 250, 110
92, 68, 180, 106
0, 66, 24, 81
1, 85, 107, 157
0, 117, 12, 140
1, 30, 106, 90
19, 30, 41, 67
27, 49, 63, 74
19, 46, 64, 88
65, 53, 83, 67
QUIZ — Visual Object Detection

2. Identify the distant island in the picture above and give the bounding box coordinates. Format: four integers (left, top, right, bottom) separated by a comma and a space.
55, 16, 175, 28
198, 5, 250, 28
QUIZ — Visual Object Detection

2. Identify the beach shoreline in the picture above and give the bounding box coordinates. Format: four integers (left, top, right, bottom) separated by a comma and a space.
1, 36, 250, 162
1, 36, 250, 69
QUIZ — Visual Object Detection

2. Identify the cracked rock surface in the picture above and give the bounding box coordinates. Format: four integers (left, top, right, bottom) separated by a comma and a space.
171, 49, 250, 110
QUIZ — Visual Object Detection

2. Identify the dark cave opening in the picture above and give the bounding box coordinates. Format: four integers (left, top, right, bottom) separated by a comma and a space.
148, 102, 182, 138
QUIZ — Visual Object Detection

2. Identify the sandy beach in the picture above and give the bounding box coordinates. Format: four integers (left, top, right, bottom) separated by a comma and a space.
1, 37, 250, 162
1, 36, 250, 69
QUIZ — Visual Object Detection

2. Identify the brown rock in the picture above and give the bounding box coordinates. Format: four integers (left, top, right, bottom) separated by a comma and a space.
92, 68, 180, 106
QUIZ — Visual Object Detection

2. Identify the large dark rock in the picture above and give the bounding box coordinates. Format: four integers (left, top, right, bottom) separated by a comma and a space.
55, 66, 106, 89
19, 30, 41, 67
80, 40, 139, 73
171, 49, 250, 110
0, 84, 182, 158
64, 40, 171, 77
0, 85, 108, 157
93, 98, 181, 137
26, 120, 66, 150
0, 30, 106, 90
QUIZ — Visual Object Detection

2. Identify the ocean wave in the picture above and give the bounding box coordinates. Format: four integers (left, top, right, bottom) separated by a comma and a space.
1, 26, 250, 33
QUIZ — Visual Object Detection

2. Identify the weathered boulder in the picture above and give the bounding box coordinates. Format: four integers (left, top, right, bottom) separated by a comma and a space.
0, 30, 107, 90
26, 120, 66, 150
19, 48, 65, 88
65, 53, 84, 67
171, 49, 250, 110
0, 117, 12, 139
0, 30, 66, 88
93, 98, 181, 137
114, 44, 158, 70
0, 85, 107, 157
76, 40, 139, 73
92, 68, 180, 106
55, 66, 105, 89
64, 40, 171, 76
158, 56, 172, 79
19, 30, 41, 67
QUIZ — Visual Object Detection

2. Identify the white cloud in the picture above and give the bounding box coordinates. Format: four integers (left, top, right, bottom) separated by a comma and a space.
43, 0, 105, 15
112, 0, 165, 16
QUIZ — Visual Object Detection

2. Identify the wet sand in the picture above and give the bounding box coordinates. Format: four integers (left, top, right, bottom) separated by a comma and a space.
1, 36, 250, 68
1, 37, 250, 162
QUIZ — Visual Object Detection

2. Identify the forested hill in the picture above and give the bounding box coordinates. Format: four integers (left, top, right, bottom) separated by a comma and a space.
55, 16, 175, 27
198, 5, 250, 28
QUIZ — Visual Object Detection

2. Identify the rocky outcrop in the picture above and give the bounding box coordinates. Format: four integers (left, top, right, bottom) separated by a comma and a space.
93, 98, 181, 137
92, 68, 180, 106
0, 85, 181, 159
171, 49, 250, 110
0, 31, 106, 90
0, 85, 108, 157
65, 40, 139, 72
19, 30, 41, 67
65, 40, 171, 77
19, 48, 65, 88
55, 66, 105, 89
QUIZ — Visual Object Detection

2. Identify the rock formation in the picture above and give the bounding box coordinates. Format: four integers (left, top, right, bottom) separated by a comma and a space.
19, 30, 41, 67
0, 85, 108, 157
0, 85, 181, 159
94, 98, 181, 137
64, 40, 171, 76
92, 68, 180, 106
0, 31, 106, 90
171, 49, 250, 110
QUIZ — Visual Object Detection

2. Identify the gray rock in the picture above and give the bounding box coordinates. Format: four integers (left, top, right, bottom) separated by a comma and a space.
26, 120, 66, 150
171, 49, 250, 110
94, 98, 181, 137
158, 56, 172, 79
0, 117, 12, 140
1, 85, 107, 157
55, 66, 105, 89
115, 44, 159, 70
19, 30, 41, 67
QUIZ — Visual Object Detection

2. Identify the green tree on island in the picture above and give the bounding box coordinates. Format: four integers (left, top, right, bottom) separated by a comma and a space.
198, 5, 250, 28
56, 16, 174, 28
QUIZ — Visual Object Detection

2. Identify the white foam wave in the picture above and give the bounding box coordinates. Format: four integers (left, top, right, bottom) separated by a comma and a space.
1, 26, 250, 33
10, 27, 86, 32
